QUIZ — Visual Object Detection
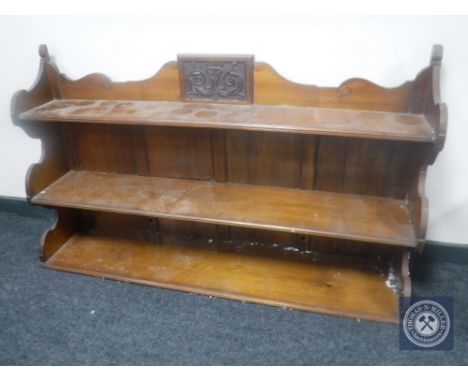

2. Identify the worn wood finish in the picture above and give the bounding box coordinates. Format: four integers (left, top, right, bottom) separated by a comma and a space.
57, 60, 413, 113
12, 44, 447, 323
32, 170, 417, 247
20, 98, 434, 143
43, 226, 399, 323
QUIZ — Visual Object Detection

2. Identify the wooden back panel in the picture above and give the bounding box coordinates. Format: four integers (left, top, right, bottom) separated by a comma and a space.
67, 122, 431, 200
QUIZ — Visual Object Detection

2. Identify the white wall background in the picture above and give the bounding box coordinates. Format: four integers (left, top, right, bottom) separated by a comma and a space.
0, 16, 467, 244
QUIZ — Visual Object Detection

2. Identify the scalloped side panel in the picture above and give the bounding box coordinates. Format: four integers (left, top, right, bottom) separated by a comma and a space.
23, 123, 69, 199
11, 61, 53, 124
40, 208, 79, 261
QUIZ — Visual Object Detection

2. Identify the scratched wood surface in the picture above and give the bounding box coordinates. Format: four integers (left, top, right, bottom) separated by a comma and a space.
32, 170, 416, 247
43, 226, 399, 323
20, 98, 434, 143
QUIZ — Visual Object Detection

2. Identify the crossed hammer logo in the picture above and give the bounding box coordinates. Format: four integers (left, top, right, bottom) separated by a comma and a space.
418, 314, 436, 332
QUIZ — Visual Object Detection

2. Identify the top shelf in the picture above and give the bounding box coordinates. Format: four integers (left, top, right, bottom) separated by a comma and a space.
19, 99, 434, 143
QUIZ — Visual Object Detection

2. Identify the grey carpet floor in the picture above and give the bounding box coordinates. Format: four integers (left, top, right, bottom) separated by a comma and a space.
0, 210, 467, 365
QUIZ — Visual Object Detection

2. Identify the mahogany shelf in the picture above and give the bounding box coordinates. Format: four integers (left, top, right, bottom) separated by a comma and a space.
19, 98, 434, 143
43, 228, 400, 323
12, 45, 447, 323
32, 170, 417, 248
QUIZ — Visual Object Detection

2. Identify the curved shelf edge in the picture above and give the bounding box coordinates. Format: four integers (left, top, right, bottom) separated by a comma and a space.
59, 60, 178, 89
39, 208, 79, 262
254, 61, 414, 111
24, 132, 69, 200
254, 61, 413, 91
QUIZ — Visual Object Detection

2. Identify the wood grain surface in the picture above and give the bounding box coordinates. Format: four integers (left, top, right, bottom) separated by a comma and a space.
32, 170, 417, 247
20, 98, 434, 143
44, 227, 399, 323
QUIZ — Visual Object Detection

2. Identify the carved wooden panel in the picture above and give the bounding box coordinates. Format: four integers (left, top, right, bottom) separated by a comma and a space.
178, 55, 254, 103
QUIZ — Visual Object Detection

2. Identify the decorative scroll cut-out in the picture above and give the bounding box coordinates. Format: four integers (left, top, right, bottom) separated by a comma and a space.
178, 55, 254, 103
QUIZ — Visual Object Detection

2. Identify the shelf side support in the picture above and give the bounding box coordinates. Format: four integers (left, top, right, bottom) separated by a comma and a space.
40, 208, 79, 262
11, 44, 69, 200
409, 44, 448, 163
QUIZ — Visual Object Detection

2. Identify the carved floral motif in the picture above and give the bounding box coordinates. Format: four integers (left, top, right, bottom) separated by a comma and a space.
181, 61, 248, 101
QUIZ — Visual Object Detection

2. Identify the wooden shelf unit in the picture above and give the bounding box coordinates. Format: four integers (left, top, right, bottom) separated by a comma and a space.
11, 45, 447, 323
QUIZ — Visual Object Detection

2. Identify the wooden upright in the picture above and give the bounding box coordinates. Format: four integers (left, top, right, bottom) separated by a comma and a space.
11, 45, 447, 323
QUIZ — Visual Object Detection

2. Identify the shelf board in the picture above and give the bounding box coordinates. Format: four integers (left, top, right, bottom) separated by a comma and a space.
32, 170, 417, 247
20, 99, 434, 143
43, 228, 399, 323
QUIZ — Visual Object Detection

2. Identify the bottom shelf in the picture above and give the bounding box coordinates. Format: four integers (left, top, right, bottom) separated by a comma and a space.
43, 228, 401, 323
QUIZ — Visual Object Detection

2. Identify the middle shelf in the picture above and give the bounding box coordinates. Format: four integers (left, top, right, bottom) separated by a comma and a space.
32, 170, 417, 247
